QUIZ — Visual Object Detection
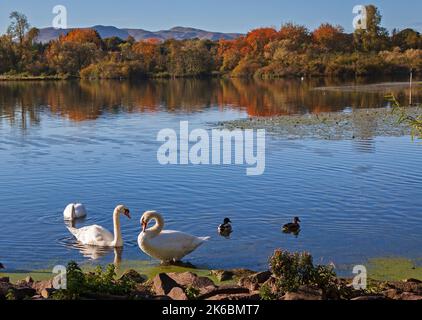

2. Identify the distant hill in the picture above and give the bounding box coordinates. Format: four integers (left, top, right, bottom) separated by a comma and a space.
36, 25, 244, 43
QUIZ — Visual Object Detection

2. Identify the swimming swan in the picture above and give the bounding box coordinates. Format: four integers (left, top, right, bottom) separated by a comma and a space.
63, 203, 87, 221
138, 211, 210, 263
67, 205, 131, 247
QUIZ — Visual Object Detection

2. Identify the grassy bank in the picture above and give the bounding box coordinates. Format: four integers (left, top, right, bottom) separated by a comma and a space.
0, 260, 233, 285
2, 257, 422, 284
368, 258, 422, 281
0, 74, 69, 81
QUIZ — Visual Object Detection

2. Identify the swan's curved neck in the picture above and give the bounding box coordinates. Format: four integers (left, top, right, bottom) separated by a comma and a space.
112, 208, 123, 247
146, 213, 164, 238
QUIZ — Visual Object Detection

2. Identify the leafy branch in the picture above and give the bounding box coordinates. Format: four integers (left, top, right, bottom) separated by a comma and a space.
387, 94, 422, 141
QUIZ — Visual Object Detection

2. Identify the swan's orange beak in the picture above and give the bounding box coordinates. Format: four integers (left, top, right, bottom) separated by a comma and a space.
142, 219, 147, 232
124, 209, 131, 219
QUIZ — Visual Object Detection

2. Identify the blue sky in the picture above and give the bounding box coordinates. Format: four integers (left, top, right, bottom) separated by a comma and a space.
1, 0, 421, 34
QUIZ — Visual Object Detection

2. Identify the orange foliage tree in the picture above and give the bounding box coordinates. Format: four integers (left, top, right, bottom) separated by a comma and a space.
60, 29, 102, 47
312, 23, 345, 52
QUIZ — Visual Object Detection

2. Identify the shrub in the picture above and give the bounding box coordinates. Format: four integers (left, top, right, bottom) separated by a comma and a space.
185, 286, 200, 300
52, 261, 135, 300
268, 249, 337, 296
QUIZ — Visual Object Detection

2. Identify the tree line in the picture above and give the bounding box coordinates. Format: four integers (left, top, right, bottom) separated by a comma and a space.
0, 5, 421, 79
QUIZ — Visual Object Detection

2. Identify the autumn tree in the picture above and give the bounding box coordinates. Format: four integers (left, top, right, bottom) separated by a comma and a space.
218, 38, 247, 72
103, 36, 124, 52
392, 29, 422, 50
245, 28, 278, 54
278, 23, 311, 51
47, 43, 101, 76
354, 5, 389, 52
0, 35, 16, 73
60, 29, 102, 48
313, 23, 348, 52
133, 38, 161, 72
166, 40, 213, 77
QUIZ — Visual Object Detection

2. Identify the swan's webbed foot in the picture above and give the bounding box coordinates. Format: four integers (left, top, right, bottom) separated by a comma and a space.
160, 260, 197, 269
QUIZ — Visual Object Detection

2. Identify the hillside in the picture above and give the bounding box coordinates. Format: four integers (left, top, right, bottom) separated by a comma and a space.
36, 25, 243, 43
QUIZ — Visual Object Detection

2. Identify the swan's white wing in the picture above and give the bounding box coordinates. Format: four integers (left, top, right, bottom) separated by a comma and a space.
74, 204, 87, 218
142, 230, 209, 261
68, 225, 114, 246
63, 203, 87, 220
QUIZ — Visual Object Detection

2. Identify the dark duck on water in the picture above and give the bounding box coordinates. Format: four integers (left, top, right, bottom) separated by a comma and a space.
218, 218, 233, 234
283, 217, 301, 233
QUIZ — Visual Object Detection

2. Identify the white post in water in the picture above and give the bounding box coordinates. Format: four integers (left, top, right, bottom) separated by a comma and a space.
410, 69, 413, 106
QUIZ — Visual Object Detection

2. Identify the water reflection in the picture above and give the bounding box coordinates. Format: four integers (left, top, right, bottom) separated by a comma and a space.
0, 77, 420, 128
62, 219, 123, 267
65, 240, 123, 268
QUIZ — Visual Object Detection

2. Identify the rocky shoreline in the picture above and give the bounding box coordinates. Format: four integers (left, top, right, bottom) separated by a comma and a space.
1, 268, 421, 301
217, 107, 421, 140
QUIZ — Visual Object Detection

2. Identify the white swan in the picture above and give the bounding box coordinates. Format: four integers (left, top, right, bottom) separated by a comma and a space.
63, 203, 87, 221
138, 211, 210, 263
67, 205, 131, 247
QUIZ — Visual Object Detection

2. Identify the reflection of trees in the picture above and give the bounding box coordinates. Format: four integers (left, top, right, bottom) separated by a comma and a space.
0, 78, 420, 128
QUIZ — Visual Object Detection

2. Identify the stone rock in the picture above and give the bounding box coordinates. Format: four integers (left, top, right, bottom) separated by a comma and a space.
210, 270, 234, 282
351, 296, 386, 301
386, 281, 422, 295
152, 273, 180, 296
198, 285, 250, 300
32, 280, 54, 295
238, 271, 272, 291
283, 286, 323, 301
0, 277, 10, 283
11, 287, 36, 300
0, 282, 13, 298
229, 269, 257, 279
41, 288, 56, 299
167, 287, 189, 301
262, 277, 278, 296
397, 292, 422, 301
253, 271, 272, 284
167, 272, 197, 287
119, 270, 147, 284
151, 295, 172, 301
239, 277, 260, 291
133, 283, 153, 299
382, 289, 399, 300
25, 276, 34, 285
207, 293, 261, 301
405, 278, 422, 284
167, 272, 216, 294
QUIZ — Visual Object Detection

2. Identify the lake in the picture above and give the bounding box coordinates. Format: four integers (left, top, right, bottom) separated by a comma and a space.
0, 77, 421, 275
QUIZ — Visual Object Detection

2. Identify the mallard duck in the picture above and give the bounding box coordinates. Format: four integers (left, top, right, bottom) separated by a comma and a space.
283, 217, 301, 233
218, 218, 233, 234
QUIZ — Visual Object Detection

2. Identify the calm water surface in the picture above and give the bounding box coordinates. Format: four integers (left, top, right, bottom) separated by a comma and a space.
0, 78, 421, 273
